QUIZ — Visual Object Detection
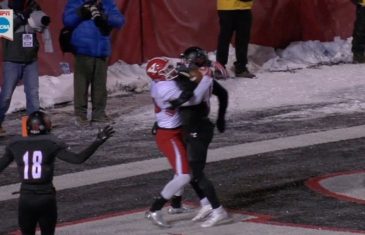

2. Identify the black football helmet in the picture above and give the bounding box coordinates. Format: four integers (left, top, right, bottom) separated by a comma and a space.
181, 46, 211, 68
26, 111, 52, 135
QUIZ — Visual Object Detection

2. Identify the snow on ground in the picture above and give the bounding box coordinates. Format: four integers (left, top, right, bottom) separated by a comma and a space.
5, 37, 365, 127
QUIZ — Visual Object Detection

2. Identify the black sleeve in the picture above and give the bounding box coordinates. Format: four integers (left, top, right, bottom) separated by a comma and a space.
212, 80, 228, 120
0, 147, 14, 173
55, 140, 104, 164
169, 75, 197, 108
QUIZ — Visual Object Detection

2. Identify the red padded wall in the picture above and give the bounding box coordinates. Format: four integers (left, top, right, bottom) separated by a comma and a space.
0, 0, 358, 80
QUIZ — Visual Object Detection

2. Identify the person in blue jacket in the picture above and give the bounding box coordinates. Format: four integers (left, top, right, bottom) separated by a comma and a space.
63, 0, 124, 126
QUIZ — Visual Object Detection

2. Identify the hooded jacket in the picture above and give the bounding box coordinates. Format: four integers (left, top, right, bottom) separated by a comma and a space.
63, 0, 124, 58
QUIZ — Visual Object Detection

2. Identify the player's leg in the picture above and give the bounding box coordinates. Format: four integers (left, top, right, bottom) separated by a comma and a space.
187, 121, 230, 227
18, 194, 39, 235
146, 129, 191, 227
38, 194, 57, 235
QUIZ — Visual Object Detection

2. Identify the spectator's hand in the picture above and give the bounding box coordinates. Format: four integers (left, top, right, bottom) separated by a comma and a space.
94, 15, 111, 36
216, 117, 226, 133
96, 125, 115, 142
90, 5, 101, 20
78, 4, 92, 19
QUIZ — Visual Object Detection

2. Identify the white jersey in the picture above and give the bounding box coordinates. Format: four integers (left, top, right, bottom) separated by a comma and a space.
150, 76, 213, 129
151, 80, 182, 129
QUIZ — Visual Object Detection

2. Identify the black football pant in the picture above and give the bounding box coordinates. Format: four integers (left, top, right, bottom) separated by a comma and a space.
352, 5, 365, 55
216, 9, 252, 70
185, 120, 221, 209
19, 193, 57, 235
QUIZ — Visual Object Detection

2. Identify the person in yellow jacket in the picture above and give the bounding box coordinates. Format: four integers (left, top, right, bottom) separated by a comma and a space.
352, 0, 365, 63
216, 0, 255, 78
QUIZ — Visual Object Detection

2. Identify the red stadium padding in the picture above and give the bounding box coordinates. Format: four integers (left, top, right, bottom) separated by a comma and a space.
0, 0, 358, 82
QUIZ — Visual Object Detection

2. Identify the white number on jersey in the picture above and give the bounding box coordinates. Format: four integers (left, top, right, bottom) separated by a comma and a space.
23, 151, 43, 180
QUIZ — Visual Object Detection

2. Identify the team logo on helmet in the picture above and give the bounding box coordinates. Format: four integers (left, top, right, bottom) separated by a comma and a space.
146, 57, 178, 81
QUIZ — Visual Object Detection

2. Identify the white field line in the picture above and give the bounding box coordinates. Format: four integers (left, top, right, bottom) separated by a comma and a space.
1, 125, 365, 202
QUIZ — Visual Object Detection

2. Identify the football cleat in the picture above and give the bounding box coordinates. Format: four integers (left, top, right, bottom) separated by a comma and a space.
191, 204, 212, 222
145, 210, 171, 228
200, 207, 231, 228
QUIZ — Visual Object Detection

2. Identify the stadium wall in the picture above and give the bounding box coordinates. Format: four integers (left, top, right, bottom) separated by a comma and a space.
0, 0, 357, 81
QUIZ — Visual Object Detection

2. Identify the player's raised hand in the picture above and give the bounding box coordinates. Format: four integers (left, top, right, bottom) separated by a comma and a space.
96, 125, 115, 142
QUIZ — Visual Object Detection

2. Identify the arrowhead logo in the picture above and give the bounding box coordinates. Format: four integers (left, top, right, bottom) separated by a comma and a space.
0, 10, 13, 41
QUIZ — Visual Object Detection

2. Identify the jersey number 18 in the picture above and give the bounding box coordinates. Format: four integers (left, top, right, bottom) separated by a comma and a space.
23, 151, 43, 180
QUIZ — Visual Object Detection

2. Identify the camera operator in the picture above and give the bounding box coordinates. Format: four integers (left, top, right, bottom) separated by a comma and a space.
0, 0, 51, 135
63, 0, 124, 126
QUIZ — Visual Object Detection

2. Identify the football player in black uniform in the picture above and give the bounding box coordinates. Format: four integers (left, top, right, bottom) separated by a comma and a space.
170, 47, 230, 228
0, 111, 114, 235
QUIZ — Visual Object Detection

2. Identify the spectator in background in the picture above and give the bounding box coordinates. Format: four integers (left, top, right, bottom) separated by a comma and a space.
0, 0, 51, 135
63, 0, 124, 126
216, 0, 255, 78
352, 0, 365, 63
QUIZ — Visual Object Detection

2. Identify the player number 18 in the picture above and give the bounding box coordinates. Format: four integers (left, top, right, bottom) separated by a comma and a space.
23, 151, 43, 180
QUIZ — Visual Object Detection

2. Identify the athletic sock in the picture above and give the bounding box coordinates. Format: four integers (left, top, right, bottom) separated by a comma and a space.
170, 195, 182, 208
150, 195, 168, 212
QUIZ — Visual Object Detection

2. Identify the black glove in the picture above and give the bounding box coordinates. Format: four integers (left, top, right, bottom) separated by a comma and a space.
96, 125, 115, 142
78, 4, 92, 19
94, 15, 112, 35
239, 0, 252, 2
176, 63, 191, 78
216, 117, 226, 133
151, 122, 158, 135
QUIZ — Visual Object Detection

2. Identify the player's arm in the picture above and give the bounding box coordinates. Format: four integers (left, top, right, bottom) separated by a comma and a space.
169, 75, 196, 108
179, 72, 213, 106
170, 68, 213, 108
56, 126, 114, 164
0, 147, 14, 173
213, 80, 228, 133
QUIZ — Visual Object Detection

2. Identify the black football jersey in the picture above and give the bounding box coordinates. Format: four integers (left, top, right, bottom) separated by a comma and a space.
0, 134, 67, 189
0, 133, 104, 192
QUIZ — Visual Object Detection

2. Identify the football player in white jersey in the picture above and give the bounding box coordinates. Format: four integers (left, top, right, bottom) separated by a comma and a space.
144, 57, 213, 228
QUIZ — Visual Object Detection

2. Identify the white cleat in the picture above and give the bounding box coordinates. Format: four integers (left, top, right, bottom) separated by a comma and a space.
145, 210, 171, 228
192, 204, 213, 222
167, 206, 192, 214
200, 207, 231, 228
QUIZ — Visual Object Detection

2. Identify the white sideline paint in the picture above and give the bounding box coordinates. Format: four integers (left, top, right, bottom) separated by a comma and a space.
52, 209, 363, 235
320, 172, 365, 201
1, 125, 365, 202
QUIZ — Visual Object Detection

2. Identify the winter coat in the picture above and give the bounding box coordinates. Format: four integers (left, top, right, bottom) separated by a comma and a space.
217, 0, 253, 10
2, 11, 39, 63
63, 0, 124, 58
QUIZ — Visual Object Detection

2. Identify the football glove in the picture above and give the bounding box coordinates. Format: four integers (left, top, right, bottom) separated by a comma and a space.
96, 125, 115, 142
151, 122, 158, 135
